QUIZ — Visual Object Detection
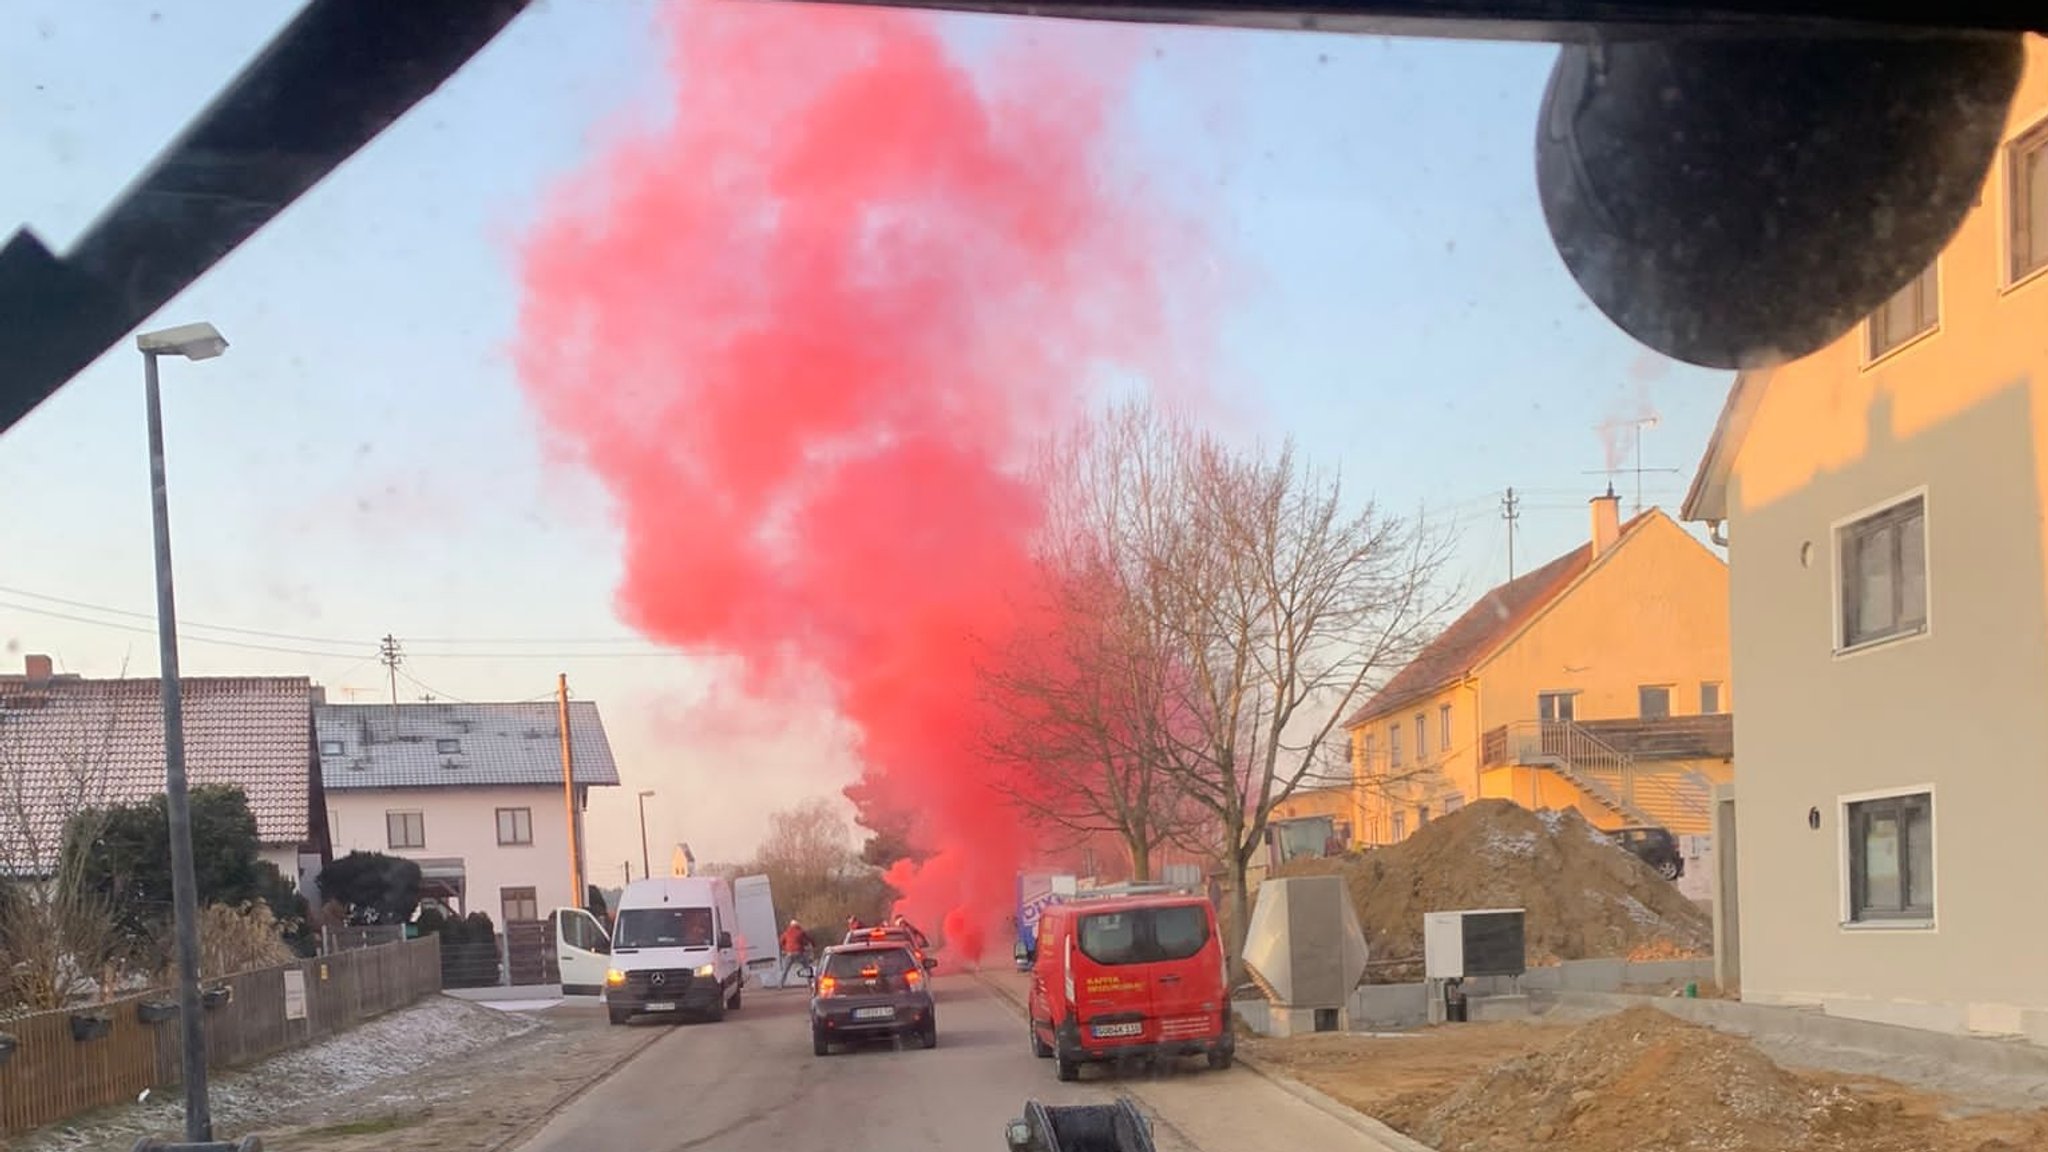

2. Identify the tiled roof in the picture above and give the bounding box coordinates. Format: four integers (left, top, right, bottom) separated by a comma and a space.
317, 702, 622, 791
0, 677, 316, 875
1345, 514, 1649, 727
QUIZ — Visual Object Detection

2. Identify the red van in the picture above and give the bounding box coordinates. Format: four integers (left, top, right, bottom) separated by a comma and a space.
1025, 892, 1234, 1081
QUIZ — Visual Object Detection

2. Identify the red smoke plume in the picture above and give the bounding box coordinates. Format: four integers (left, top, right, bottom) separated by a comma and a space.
516, 2, 1196, 958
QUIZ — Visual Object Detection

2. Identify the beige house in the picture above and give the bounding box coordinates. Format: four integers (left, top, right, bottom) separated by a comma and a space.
1682, 36, 2048, 1038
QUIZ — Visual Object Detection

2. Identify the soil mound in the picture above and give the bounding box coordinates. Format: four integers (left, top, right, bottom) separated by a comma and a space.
1274, 799, 1710, 969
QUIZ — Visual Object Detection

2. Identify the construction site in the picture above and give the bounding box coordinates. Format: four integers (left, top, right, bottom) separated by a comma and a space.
1236, 800, 2048, 1152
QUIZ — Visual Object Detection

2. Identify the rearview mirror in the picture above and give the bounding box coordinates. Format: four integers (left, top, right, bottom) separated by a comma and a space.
923, 957, 938, 971
718, 931, 733, 950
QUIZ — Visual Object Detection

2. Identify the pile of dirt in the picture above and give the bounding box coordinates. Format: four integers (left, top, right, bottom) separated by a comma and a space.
1408, 1006, 2048, 1152
1274, 800, 1710, 970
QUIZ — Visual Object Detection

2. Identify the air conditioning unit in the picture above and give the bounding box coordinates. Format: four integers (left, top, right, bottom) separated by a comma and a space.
1423, 909, 1526, 980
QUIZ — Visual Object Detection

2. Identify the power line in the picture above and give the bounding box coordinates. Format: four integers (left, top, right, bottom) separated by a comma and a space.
399, 667, 473, 705
0, 583, 679, 656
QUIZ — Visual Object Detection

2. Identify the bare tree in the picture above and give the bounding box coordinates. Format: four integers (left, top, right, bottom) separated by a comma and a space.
978, 406, 1213, 881
0, 680, 131, 1010
1113, 404, 1455, 971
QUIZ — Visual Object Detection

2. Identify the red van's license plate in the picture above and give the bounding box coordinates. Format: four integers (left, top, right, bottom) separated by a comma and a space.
1092, 1022, 1144, 1039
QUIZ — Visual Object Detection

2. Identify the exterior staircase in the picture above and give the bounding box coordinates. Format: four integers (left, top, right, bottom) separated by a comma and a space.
1490, 720, 1713, 835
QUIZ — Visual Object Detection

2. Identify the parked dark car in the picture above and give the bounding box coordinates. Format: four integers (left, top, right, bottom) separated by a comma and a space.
1613, 825, 1684, 880
810, 942, 938, 1055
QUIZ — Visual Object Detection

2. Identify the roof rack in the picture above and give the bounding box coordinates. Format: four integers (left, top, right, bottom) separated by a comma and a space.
1074, 881, 1199, 899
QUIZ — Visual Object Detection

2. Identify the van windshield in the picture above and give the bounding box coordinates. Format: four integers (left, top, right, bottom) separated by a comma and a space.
615, 906, 715, 949
1076, 906, 1210, 965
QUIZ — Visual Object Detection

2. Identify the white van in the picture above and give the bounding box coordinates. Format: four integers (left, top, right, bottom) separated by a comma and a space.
595, 876, 746, 1024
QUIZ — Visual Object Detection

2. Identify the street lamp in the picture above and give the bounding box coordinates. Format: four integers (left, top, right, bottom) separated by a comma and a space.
637, 790, 655, 881
138, 321, 226, 1145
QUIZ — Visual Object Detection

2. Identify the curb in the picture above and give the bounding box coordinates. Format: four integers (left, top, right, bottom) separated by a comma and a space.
972, 971, 1434, 1152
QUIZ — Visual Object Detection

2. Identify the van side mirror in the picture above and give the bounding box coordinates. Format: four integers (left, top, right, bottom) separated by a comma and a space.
718, 931, 733, 950
923, 957, 938, 971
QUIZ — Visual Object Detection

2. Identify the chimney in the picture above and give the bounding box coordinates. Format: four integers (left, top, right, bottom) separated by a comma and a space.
1590, 486, 1622, 558
23, 654, 53, 683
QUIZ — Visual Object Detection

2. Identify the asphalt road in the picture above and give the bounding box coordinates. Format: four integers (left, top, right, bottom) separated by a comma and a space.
513, 972, 1411, 1152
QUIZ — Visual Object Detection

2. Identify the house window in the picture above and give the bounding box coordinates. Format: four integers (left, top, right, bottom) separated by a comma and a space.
1865, 262, 1938, 358
496, 807, 534, 846
1638, 685, 1672, 720
436, 737, 462, 755
501, 886, 539, 924
1417, 804, 1431, 826
1362, 732, 1377, 771
1414, 714, 1427, 759
1389, 724, 1403, 768
1846, 792, 1934, 922
319, 739, 344, 756
1439, 704, 1453, 749
386, 811, 425, 850
1443, 793, 1465, 812
1537, 692, 1575, 722
1838, 494, 1928, 650
1391, 810, 1407, 841
2010, 119, 2048, 283
1700, 682, 1723, 715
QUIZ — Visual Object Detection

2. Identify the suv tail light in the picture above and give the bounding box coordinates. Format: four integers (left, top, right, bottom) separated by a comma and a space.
818, 975, 839, 996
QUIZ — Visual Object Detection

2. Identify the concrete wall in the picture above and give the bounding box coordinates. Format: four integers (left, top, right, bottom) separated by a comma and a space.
1250, 958, 1719, 1035
327, 784, 580, 921
1715, 36, 2048, 1041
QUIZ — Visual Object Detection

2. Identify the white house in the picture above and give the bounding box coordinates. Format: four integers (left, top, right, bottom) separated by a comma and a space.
316, 701, 620, 927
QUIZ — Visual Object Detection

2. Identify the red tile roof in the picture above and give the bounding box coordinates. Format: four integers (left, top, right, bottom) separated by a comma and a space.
0, 677, 316, 876
1346, 514, 1647, 727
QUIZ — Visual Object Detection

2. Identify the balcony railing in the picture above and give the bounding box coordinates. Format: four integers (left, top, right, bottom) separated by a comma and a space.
1480, 719, 1711, 831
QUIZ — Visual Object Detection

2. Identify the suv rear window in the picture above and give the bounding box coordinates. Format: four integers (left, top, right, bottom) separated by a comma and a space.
1076, 905, 1210, 966
823, 947, 916, 979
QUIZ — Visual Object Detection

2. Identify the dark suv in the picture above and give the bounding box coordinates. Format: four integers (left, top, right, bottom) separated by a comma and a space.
810, 942, 938, 1055
1613, 825, 1684, 880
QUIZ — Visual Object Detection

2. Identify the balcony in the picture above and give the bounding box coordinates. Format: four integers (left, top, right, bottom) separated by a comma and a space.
1480, 718, 1721, 834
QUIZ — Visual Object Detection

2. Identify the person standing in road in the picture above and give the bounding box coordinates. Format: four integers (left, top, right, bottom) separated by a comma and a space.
778, 919, 815, 986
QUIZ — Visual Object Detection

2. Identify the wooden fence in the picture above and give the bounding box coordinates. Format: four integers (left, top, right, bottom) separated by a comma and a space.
0, 936, 441, 1134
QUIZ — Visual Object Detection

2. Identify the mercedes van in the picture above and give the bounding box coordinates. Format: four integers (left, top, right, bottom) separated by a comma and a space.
602, 875, 746, 1024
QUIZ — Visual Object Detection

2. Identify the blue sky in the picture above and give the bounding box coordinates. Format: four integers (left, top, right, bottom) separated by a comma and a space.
0, 2, 1729, 862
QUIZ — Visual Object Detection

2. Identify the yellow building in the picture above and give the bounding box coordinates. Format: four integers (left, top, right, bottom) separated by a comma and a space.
1279, 492, 1732, 849
1680, 36, 2048, 1039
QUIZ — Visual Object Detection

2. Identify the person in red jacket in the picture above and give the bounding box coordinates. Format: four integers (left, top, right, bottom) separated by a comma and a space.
778, 919, 815, 986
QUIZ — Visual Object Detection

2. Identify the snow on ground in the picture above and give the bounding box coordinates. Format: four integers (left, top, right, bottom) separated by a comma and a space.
24, 995, 541, 1150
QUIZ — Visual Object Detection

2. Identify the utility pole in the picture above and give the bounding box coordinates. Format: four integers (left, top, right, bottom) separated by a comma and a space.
1500, 487, 1521, 580
378, 633, 404, 718
557, 674, 584, 910
623, 860, 632, 885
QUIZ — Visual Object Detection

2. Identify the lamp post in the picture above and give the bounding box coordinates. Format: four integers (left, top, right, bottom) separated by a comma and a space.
138, 321, 227, 1145
637, 790, 655, 881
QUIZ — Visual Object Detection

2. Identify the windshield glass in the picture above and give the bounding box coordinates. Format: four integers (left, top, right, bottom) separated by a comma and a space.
614, 907, 714, 949
5, 5, 2041, 1147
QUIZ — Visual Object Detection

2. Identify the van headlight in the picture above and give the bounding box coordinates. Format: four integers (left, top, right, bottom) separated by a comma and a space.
605, 968, 626, 986
695, 964, 716, 978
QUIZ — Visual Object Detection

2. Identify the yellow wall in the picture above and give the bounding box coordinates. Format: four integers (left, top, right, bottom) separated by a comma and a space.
1350, 511, 1729, 844
1350, 680, 1480, 843
1476, 514, 1731, 733
1479, 765, 1624, 828
1713, 36, 2048, 1035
